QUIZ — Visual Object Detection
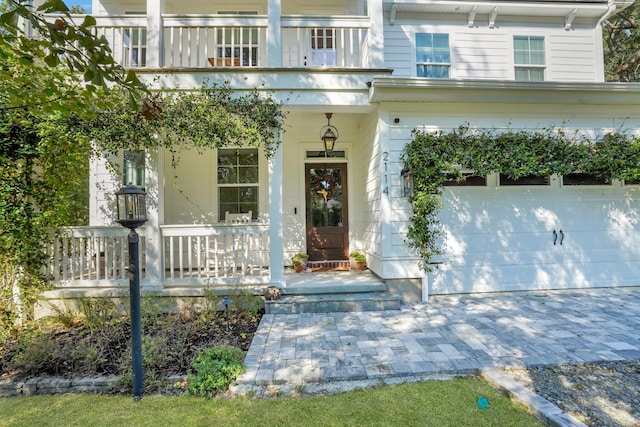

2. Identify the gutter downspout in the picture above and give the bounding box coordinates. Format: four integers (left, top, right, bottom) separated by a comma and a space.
597, 0, 617, 27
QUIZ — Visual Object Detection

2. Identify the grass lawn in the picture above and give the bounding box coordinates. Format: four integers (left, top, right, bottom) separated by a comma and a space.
0, 377, 543, 427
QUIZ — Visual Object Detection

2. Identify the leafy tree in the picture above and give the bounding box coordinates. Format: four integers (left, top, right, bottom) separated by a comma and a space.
1, 0, 146, 113
604, 2, 640, 82
0, 0, 147, 329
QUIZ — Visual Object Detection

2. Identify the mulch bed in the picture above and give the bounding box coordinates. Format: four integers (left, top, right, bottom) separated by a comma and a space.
0, 309, 263, 384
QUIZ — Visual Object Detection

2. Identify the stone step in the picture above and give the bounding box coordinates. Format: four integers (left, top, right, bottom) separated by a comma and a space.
282, 282, 388, 295
264, 292, 402, 314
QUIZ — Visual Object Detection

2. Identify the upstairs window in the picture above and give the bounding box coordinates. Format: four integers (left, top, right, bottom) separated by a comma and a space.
217, 148, 259, 221
514, 36, 545, 81
416, 33, 450, 78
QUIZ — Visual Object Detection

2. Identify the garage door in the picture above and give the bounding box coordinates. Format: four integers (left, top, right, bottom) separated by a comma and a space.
429, 174, 640, 294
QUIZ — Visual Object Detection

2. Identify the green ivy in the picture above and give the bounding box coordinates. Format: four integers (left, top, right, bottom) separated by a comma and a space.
87, 83, 285, 160
402, 125, 640, 269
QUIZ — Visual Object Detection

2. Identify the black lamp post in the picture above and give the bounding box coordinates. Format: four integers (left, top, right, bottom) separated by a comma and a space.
115, 184, 147, 400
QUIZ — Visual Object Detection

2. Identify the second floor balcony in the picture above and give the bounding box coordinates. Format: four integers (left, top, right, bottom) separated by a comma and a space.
90, 14, 372, 69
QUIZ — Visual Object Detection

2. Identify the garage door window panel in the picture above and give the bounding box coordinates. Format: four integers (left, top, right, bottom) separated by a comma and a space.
499, 174, 549, 186
443, 171, 486, 186
563, 173, 609, 186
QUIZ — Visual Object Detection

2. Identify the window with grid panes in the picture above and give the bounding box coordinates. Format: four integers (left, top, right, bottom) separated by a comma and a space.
217, 148, 258, 221
514, 36, 545, 81
416, 33, 450, 78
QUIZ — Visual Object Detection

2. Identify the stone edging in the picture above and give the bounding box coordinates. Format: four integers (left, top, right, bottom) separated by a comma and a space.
0, 376, 121, 397
480, 367, 587, 427
1, 369, 588, 427
0, 375, 188, 397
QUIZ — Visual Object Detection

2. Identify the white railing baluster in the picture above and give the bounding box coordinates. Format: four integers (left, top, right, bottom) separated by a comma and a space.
46, 224, 269, 289
187, 235, 193, 276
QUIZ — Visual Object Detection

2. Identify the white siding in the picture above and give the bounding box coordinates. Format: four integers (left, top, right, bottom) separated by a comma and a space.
548, 30, 599, 81
383, 14, 601, 82
89, 152, 120, 227
163, 147, 269, 225
355, 114, 382, 263
452, 32, 511, 80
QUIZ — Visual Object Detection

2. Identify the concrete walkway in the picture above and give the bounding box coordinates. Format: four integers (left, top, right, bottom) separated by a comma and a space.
237, 287, 640, 389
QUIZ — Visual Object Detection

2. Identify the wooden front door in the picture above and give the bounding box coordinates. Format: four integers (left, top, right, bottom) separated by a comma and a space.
305, 164, 348, 260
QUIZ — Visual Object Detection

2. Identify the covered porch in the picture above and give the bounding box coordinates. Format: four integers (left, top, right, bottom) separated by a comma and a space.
43, 225, 385, 296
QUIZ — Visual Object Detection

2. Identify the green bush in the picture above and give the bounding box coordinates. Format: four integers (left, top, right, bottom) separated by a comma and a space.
228, 290, 263, 320
187, 345, 245, 397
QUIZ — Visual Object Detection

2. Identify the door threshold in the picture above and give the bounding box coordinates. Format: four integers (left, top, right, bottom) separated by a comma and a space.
307, 260, 350, 272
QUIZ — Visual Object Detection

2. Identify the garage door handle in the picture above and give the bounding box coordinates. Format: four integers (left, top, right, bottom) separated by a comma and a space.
559, 229, 564, 245
553, 229, 558, 245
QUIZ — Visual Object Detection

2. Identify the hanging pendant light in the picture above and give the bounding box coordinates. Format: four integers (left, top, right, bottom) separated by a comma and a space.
320, 113, 339, 153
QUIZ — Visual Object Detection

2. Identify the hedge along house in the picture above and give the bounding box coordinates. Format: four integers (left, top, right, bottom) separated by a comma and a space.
42, 0, 640, 304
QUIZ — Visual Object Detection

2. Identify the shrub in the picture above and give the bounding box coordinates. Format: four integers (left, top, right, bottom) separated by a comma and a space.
187, 345, 245, 397
228, 289, 263, 320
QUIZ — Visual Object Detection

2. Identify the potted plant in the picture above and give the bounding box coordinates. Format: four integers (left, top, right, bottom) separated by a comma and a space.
349, 251, 366, 271
291, 253, 309, 273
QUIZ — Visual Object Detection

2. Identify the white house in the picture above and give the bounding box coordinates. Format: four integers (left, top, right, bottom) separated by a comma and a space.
46, 0, 640, 302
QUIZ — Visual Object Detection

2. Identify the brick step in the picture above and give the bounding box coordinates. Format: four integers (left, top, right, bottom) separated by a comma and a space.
264, 292, 402, 314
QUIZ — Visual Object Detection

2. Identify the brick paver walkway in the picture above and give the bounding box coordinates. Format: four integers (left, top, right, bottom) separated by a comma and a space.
237, 287, 640, 387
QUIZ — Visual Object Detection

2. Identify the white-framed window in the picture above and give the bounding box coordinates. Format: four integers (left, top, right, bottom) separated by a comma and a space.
217, 148, 259, 221
514, 36, 545, 81
123, 150, 145, 188
416, 33, 450, 78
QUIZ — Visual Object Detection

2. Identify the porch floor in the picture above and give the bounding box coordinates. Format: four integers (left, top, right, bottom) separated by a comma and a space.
283, 269, 386, 294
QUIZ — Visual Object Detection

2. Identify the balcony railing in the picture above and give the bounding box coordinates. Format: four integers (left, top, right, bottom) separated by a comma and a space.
85, 14, 369, 69
163, 15, 267, 68
281, 16, 369, 68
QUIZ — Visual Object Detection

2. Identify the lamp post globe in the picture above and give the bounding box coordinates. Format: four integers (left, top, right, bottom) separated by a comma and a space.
115, 184, 148, 229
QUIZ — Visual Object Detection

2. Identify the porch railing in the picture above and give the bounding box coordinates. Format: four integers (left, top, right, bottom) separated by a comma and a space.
44, 226, 140, 288
45, 225, 270, 289
69, 14, 370, 69
161, 224, 270, 286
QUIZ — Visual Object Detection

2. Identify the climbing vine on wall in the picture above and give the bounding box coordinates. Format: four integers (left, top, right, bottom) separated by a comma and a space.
402, 124, 640, 269
87, 83, 285, 159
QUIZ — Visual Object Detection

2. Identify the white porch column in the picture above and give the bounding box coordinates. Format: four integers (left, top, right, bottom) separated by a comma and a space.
268, 139, 285, 287
146, 0, 165, 67
367, 0, 385, 68
143, 147, 164, 289
266, 0, 282, 67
